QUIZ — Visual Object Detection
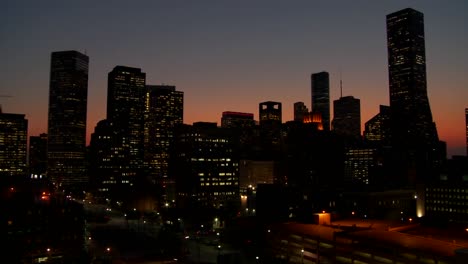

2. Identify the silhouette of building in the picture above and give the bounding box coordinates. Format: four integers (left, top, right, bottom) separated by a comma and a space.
29, 133, 47, 177
311, 71, 330, 131
466, 108, 468, 155
101, 66, 146, 200
171, 122, 240, 220
332, 96, 361, 138
0, 110, 27, 177
47, 50, 88, 191
293, 102, 309, 122
259, 101, 282, 147
386, 8, 440, 185
144, 85, 183, 200
221, 111, 255, 129
364, 105, 391, 144
344, 148, 377, 186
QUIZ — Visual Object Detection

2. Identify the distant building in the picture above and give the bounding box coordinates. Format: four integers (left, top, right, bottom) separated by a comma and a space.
311, 71, 330, 131
364, 105, 391, 144
221, 111, 255, 129
293, 102, 308, 122
465, 108, 468, 155
332, 96, 361, 138
0, 110, 27, 177
144, 85, 183, 196
424, 156, 468, 224
47, 50, 88, 191
171, 122, 240, 217
344, 148, 377, 186
29, 133, 47, 177
107, 66, 146, 190
259, 101, 282, 146
386, 8, 441, 185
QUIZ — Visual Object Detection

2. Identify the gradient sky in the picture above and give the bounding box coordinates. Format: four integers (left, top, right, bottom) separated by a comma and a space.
1, 0, 467, 157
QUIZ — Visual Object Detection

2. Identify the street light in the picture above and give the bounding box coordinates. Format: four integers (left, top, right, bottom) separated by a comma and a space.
301, 248, 304, 264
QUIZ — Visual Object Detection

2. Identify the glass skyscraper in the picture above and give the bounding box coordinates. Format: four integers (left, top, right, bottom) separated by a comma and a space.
311, 71, 330, 131
386, 8, 438, 146
386, 8, 440, 185
47, 50, 88, 190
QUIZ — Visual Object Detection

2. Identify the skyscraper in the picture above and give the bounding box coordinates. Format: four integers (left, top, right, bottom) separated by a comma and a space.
259, 101, 282, 146
386, 8, 438, 146
364, 105, 391, 144
466, 108, 468, 156
293, 102, 309, 122
107, 66, 146, 191
29, 133, 48, 177
386, 8, 440, 185
311, 72, 330, 131
0, 109, 27, 177
144, 85, 183, 190
332, 96, 361, 138
47, 50, 88, 190
221, 111, 255, 129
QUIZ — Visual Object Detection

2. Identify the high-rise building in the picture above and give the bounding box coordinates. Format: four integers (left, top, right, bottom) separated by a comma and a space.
259, 101, 282, 146
311, 72, 330, 131
144, 85, 183, 197
293, 102, 309, 122
386, 8, 438, 146
171, 122, 240, 219
364, 105, 391, 144
106, 66, 146, 192
0, 110, 28, 177
386, 8, 441, 184
332, 96, 361, 138
29, 133, 47, 177
47, 50, 88, 190
465, 108, 468, 156
221, 111, 255, 129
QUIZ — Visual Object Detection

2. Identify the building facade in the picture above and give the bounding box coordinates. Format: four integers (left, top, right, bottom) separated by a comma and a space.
29, 133, 48, 177
311, 71, 330, 131
332, 96, 361, 138
0, 111, 28, 177
47, 50, 88, 190
144, 85, 183, 204
293, 102, 309, 122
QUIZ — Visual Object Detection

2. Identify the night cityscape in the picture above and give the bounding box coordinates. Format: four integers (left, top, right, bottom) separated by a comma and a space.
2, 1, 468, 264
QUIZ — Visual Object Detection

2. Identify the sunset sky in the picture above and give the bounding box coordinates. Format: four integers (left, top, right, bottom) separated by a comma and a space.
1, 0, 467, 157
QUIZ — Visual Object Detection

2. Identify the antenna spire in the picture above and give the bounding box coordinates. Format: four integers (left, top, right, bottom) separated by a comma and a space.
339, 70, 343, 98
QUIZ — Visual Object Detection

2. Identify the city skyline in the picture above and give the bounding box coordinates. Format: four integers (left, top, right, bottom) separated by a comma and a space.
2, 1, 468, 157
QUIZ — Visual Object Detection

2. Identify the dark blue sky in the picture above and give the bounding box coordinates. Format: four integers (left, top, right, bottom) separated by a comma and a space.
1, 0, 467, 156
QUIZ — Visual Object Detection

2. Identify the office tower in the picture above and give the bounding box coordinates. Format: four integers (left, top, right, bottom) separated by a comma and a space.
259, 101, 282, 146
387, 8, 439, 146
221, 111, 255, 128
466, 108, 468, 156
0, 110, 27, 177
88, 119, 116, 199
171, 122, 240, 219
364, 105, 391, 144
344, 148, 377, 185
145, 85, 183, 200
387, 8, 440, 184
293, 102, 309, 122
29, 133, 48, 177
106, 66, 146, 194
47, 51, 88, 190
311, 71, 330, 131
332, 96, 361, 138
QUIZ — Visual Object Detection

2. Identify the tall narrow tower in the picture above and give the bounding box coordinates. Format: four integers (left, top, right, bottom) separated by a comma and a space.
311, 72, 330, 131
386, 8, 440, 185
386, 8, 438, 146
47, 50, 88, 190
